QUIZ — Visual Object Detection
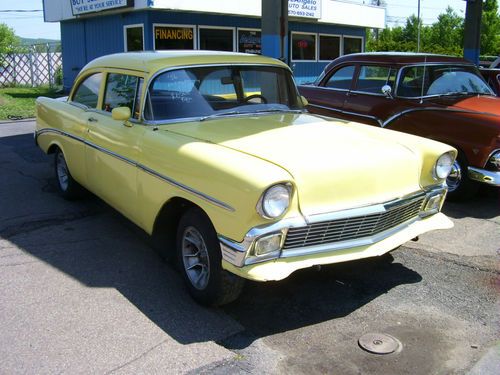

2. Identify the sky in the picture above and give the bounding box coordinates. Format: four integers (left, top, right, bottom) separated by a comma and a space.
0, 0, 468, 41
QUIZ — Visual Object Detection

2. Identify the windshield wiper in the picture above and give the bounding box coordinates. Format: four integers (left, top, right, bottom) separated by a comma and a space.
199, 110, 245, 121
251, 108, 304, 114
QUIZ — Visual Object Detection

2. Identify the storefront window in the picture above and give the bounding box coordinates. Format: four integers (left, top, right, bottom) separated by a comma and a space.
319, 35, 340, 61
291, 33, 316, 61
238, 29, 261, 54
154, 25, 195, 50
125, 25, 144, 52
343, 36, 363, 55
199, 28, 234, 51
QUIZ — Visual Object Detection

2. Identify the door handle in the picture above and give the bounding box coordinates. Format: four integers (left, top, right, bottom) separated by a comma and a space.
88, 117, 98, 123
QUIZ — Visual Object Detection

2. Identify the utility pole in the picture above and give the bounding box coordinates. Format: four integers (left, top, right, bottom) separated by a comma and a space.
417, 0, 421, 52
463, 0, 482, 64
261, 0, 289, 63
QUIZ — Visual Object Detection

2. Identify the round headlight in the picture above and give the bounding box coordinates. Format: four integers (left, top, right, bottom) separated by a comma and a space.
259, 184, 291, 219
435, 152, 454, 179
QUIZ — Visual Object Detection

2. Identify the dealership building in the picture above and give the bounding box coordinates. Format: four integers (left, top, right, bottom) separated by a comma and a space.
42, 0, 385, 90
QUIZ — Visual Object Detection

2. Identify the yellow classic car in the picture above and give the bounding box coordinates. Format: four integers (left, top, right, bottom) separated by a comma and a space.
36, 51, 456, 306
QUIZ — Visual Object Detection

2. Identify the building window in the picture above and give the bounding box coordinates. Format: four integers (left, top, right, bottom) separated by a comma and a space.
154, 24, 195, 50
343, 36, 363, 55
199, 27, 234, 51
237, 29, 261, 54
124, 25, 144, 52
291, 32, 316, 61
319, 34, 341, 61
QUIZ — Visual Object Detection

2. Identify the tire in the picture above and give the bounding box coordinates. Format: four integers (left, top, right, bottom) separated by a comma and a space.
54, 148, 84, 200
176, 207, 245, 306
446, 152, 479, 202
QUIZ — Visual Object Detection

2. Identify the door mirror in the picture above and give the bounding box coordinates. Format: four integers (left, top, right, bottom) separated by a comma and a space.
381, 85, 393, 98
300, 95, 309, 106
112, 107, 131, 122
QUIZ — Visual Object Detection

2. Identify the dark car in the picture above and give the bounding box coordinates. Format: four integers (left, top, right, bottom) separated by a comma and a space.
479, 57, 500, 95
299, 52, 500, 200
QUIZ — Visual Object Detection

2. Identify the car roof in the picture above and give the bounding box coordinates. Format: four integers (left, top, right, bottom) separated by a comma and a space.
325, 52, 473, 71
81, 50, 289, 76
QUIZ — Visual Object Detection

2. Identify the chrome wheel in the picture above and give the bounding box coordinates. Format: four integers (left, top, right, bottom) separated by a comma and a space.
446, 160, 462, 192
181, 226, 210, 290
56, 151, 69, 191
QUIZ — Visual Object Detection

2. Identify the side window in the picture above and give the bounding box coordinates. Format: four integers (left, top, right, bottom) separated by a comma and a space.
72, 73, 103, 108
324, 66, 355, 90
355, 65, 396, 94
103, 73, 143, 119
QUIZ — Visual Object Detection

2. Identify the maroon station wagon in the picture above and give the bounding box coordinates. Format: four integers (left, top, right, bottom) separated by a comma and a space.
299, 53, 500, 201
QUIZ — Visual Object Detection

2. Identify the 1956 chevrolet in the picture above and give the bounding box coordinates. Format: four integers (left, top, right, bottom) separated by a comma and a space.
36, 51, 456, 305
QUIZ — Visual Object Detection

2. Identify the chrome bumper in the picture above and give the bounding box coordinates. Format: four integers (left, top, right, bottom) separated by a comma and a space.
219, 186, 448, 268
468, 167, 500, 186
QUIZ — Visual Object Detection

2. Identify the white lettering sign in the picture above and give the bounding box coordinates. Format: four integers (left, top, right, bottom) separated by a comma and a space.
288, 0, 321, 19
70, 0, 132, 15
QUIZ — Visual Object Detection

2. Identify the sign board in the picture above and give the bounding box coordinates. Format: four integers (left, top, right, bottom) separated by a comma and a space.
288, 0, 321, 19
70, 0, 134, 16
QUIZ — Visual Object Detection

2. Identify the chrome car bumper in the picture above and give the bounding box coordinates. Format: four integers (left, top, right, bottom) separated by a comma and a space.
468, 167, 500, 186
219, 186, 448, 268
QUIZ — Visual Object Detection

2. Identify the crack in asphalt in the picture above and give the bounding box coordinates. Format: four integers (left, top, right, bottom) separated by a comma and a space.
0, 210, 100, 239
103, 339, 170, 374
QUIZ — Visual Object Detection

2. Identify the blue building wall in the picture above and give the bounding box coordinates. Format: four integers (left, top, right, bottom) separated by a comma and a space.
61, 10, 365, 90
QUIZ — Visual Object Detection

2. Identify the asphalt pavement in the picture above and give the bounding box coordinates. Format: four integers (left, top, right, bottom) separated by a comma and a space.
0, 120, 499, 374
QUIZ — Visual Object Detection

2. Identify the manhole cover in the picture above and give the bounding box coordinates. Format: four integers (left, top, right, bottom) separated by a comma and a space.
358, 333, 402, 355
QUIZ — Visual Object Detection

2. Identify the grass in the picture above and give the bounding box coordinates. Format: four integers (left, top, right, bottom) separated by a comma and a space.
0, 86, 62, 121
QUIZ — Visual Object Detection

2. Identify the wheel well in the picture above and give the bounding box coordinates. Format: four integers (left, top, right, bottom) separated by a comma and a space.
151, 197, 203, 261
47, 144, 60, 155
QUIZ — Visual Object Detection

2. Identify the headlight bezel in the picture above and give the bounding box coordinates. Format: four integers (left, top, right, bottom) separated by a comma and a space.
257, 183, 292, 219
434, 151, 455, 180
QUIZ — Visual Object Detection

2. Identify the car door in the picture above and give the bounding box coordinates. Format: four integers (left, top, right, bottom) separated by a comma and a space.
302, 64, 356, 119
341, 64, 401, 127
85, 71, 145, 221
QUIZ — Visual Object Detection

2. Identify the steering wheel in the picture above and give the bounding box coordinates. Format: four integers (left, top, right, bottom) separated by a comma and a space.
243, 94, 268, 104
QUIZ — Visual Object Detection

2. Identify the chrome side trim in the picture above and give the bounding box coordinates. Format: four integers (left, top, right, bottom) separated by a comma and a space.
486, 148, 500, 169
307, 103, 384, 126
468, 167, 500, 186
35, 128, 235, 212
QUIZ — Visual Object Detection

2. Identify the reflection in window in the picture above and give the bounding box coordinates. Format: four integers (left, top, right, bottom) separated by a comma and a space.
72, 73, 103, 108
325, 65, 355, 90
292, 33, 316, 61
238, 30, 261, 54
343, 36, 363, 55
319, 35, 340, 61
200, 28, 233, 51
145, 66, 301, 121
103, 74, 142, 119
356, 66, 396, 94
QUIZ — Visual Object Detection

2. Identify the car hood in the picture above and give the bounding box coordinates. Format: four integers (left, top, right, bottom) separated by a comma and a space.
164, 113, 424, 216
428, 95, 500, 116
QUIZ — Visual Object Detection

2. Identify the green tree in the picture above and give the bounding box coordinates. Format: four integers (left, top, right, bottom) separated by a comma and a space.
427, 7, 463, 55
0, 23, 19, 55
481, 0, 500, 56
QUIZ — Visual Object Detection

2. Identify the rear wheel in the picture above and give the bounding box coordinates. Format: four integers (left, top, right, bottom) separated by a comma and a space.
54, 148, 84, 200
446, 152, 479, 201
176, 207, 244, 306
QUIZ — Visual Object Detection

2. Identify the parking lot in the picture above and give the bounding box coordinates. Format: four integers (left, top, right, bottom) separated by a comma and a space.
1, 120, 499, 374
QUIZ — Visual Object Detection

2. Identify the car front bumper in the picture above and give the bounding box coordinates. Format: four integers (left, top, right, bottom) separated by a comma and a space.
219, 186, 452, 281
468, 167, 500, 186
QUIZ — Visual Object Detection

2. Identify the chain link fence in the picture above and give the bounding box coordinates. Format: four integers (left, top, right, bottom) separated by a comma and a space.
0, 43, 62, 88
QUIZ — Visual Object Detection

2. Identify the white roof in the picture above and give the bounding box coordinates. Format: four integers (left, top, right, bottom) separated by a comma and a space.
43, 0, 385, 29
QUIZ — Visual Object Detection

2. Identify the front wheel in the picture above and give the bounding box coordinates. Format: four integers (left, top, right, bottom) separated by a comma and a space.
446, 152, 479, 201
176, 207, 244, 306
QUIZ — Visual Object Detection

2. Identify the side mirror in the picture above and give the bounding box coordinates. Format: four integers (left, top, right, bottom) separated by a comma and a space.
112, 106, 132, 123
300, 95, 309, 106
381, 85, 393, 99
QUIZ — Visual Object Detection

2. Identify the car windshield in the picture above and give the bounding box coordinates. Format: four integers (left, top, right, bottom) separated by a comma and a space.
144, 65, 303, 121
396, 64, 494, 98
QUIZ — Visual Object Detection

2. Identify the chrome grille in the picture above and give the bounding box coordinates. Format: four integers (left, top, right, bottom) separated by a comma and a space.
283, 196, 425, 250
